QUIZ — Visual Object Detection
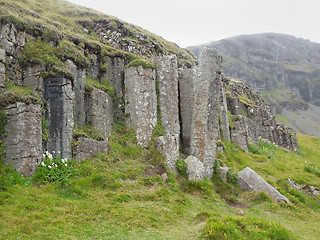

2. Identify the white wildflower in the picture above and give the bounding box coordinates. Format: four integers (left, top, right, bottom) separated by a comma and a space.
42, 154, 46, 159
41, 162, 45, 167
48, 165, 52, 169
65, 164, 67, 167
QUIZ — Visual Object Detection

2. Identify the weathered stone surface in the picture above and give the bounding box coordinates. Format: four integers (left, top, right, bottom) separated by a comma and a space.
65, 60, 86, 128
154, 55, 180, 170
6, 57, 22, 85
124, 66, 157, 148
184, 155, 205, 181
0, 49, 5, 91
154, 135, 179, 170
0, 23, 17, 55
44, 78, 74, 159
73, 137, 109, 162
179, 68, 196, 154
85, 87, 113, 140
4, 102, 42, 177
237, 167, 290, 203
218, 167, 230, 182
88, 54, 99, 80
190, 49, 222, 177
22, 65, 46, 92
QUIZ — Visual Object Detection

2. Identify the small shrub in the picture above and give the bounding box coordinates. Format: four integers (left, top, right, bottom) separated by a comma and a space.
125, 59, 155, 69
176, 159, 187, 178
32, 151, 78, 185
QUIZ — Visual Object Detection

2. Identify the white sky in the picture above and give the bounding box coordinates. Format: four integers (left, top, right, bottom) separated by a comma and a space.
67, 0, 320, 48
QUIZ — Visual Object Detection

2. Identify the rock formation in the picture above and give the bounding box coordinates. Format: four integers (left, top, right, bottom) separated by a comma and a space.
0, 20, 299, 178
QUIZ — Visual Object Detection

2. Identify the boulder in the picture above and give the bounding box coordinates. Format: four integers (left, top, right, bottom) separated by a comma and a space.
185, 155, 205, 181
237, 167, 290, 203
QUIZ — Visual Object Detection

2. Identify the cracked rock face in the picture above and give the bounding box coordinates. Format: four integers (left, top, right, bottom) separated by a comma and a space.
5, 102, 42, 177
44, 78, 74, 159
124, 66, 157, 148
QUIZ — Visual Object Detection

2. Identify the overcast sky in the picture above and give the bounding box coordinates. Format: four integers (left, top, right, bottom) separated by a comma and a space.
67, 0, 320, 48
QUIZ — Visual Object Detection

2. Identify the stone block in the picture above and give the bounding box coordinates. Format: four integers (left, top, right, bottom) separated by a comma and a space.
218, 167, 230, 182
4, 102, 42, 177
184, 155, 205, 181
237, 167, 290, 203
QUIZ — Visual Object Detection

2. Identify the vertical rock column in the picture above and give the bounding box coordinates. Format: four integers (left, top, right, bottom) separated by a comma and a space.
5, 103, 42, 177
180, 48, 222, 178
153, 55, 180, 170
101, 56, 125, 121
179, 68, 197, 154
44, 78, 74, 159
124, 66, 157, 148
65, 60, 86, 128
219, 77, 231, 141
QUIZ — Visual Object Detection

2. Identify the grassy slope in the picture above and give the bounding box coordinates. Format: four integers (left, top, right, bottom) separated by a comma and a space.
1, 129, 320, 239
0, 0, 196, 65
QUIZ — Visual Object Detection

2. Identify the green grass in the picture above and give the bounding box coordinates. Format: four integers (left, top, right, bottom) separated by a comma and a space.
1, 127, 320, 239
125, 59, 156, 69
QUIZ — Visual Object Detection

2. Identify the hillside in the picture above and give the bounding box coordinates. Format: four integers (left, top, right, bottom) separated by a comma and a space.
188, 33, 320, 137
0, 0, 319, 239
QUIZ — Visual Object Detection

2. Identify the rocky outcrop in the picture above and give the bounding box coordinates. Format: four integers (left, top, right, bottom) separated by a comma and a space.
154, 55, 180, 170
227, 79, 299, 151
124, 66, 157, 148
73, 137, 109, 162
44, 77, 74, 159
180, 49, 222, 178
4, 102, 42, 177
237, 167, 290, 203
85, 87, 113, 140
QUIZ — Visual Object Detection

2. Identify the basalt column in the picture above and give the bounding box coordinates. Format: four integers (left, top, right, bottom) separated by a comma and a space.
124, 66, 157, 148
44, 77, 74, 159
154, 55, 180, 170
180, 49, 222, 178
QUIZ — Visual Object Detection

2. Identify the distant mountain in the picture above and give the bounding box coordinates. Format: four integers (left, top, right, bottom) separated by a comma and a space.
188, 33, 320, 137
